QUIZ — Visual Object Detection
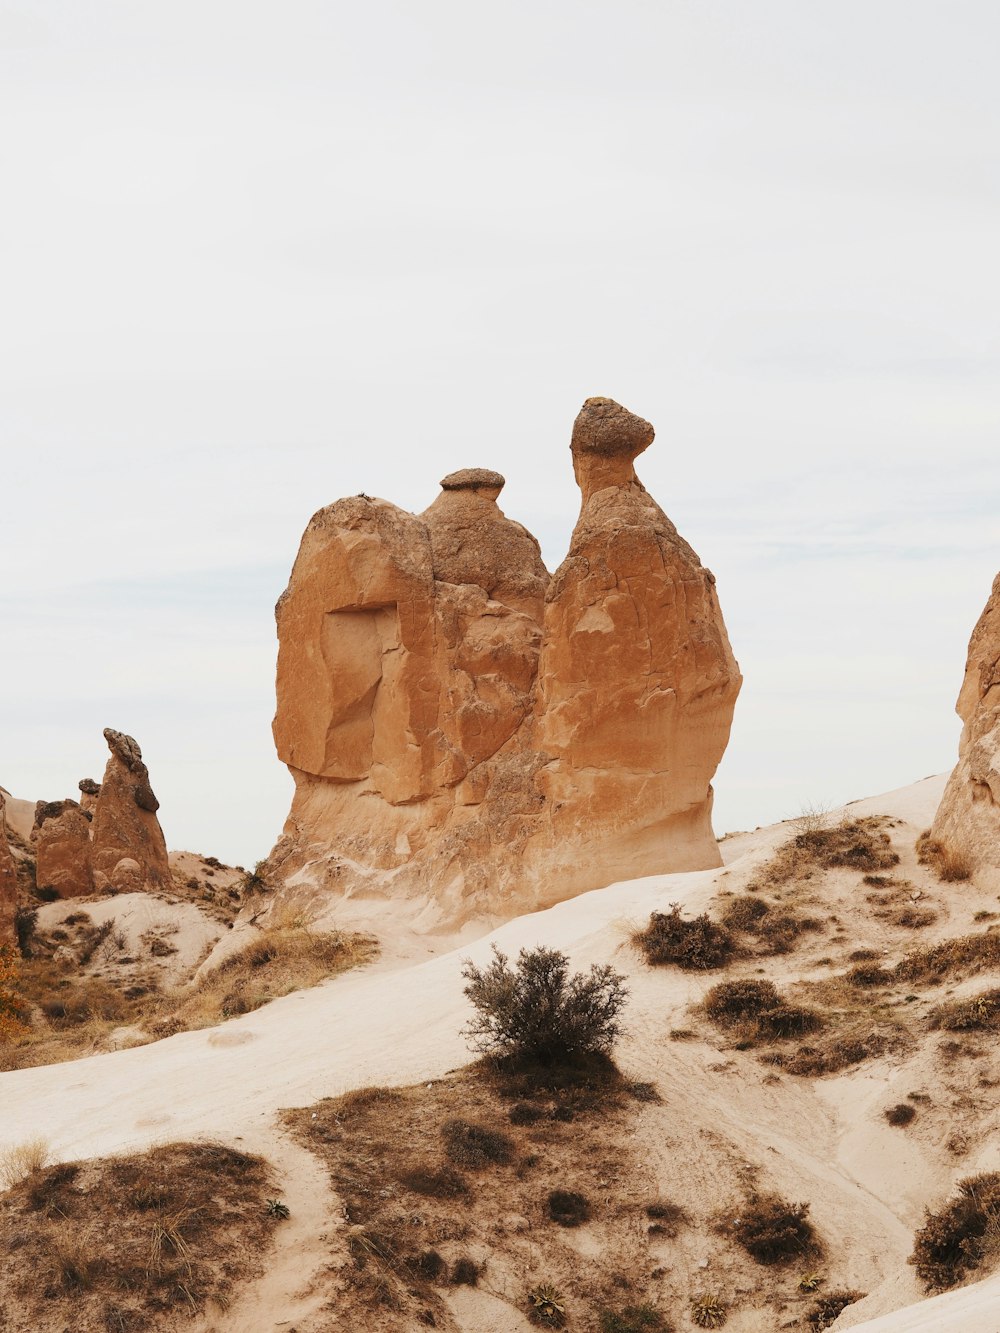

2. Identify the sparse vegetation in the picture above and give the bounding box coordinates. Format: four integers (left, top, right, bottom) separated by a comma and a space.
929, 988, 1000, 1032
634, 905, 735, 970
748, 816, 899, 893
704, 979, 823, 1044
910, 1173, 1000, 1290
547, 1188, 591, 1227
894, 928, 1000, 985
442, 1117, 515, 1168
462, 945, 627, 1064
529, 1283, 567, 1327
645, 1200, 688, 1238
884, 1103, 916, 1127
690, 1292, 728, 1327
0, 1141, 274, 1327
917, 832, 972, 882
733, 1194, 818, 1265
807, 1290, 866, 1328
599, 1304, 670, 1332
0, 1137, 50, 1188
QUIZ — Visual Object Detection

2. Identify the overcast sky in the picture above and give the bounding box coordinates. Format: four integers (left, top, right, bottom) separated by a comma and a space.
1, 1, 997, 865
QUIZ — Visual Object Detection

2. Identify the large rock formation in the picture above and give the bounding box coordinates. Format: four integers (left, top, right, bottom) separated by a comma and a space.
932, 572, 1000, 888
33, 799, 94, 898
270, 397, 741, 923
90, 729, 171, 893
0, 794, 18, 945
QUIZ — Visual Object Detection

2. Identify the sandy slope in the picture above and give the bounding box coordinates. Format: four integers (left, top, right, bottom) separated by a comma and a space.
4, 773, 999, 1331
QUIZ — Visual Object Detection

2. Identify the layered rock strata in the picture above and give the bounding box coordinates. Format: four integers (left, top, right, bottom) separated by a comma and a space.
932, 572, 1000, 887
270, 397, 742, 922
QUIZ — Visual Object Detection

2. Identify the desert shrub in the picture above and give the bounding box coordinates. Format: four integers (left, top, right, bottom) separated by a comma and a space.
13, 907, 37, 958
917, 832, 972, 882
442, 1118, 514, 1169
410, 1248, 445, 1282
398, 1164, 470, 1198
528, 1283, 567, 1327
450, 1256, 480, 1285
807, 1290, 865, 1329
721, 896, 770, 932
690, 1292, 727, 1327
847, 963, 894, 988
462, 945, 627, 1064
755, 913, 821, 956
733, 1194, 817, 1265
930, 988, 1000, 1032
910, 1173, 1000, 1290
599, 1305, 669, 1332
547, 1188, 591, 1227
884, 1103, 916, 1127
704, 979, 823, 1043
634, 906, 735, 970
895, 929, 1000, 984
765, 1021, 899, 1076
893, 907, 937, 929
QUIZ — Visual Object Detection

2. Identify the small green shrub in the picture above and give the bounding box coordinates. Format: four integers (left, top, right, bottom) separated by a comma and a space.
634, 905, 735, 970
462, 945, 627, 1063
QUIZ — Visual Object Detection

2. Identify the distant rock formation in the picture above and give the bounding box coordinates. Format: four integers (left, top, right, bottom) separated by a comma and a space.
269, 397, 741, 923
0, 794, 18, 944
90, 729, 171, 893
33, 799, 94, 898
932, 572, 1000, 887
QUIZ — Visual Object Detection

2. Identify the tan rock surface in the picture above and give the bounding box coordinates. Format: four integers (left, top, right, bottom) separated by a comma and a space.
0, 793, 18, 944
89, 729, 171, 892
269, 397, 741, 924
33, 799, 94, 899
931, 571, 1000, 887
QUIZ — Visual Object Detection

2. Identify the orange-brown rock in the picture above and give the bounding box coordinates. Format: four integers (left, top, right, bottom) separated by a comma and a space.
33, 799, 94, 899
268, 397, 741, 924
932, 572, 1000, 888
90, 729, 171, 892
0, 793, 18, 944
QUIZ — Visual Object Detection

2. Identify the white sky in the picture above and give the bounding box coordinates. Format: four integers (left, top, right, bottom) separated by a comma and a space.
1, 1, 997, 865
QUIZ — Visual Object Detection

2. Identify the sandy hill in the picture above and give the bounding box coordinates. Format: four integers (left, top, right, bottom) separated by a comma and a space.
3, 774, 1000, 1331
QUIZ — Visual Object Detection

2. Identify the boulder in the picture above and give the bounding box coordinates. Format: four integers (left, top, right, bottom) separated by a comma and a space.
33, 799, 94, 899
90, 729, 171, 892
268, 397, 741, 923
932, 572, 1000, 887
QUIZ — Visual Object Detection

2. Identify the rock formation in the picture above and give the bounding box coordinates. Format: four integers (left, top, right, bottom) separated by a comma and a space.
33, 799, 94, 898
0, 794, 18, 945
932, 572, 1000, 888
90, 729, 171, 893
269, 397, 742, 923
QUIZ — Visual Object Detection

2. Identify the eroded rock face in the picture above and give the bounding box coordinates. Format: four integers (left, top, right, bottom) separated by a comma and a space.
90, 729, 170, 892
270, 397, 742, 923
0, 794, 18, 944
932, 572, 1000, 887
33, 799, 94, 899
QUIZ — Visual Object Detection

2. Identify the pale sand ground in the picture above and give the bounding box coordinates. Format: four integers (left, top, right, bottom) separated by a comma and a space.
3, 773, 999, 1332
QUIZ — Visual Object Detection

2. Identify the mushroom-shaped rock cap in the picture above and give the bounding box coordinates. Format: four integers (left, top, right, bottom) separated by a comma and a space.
440, 468, 505, 492
571, 397, 654, 460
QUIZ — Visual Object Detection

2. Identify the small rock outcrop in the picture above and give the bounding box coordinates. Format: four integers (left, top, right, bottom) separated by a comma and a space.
33, 799, 94, 898
90, 729, 171, 892
0, 794, 18, 944
932, 572, 1000, 887
269, 396, 742, 923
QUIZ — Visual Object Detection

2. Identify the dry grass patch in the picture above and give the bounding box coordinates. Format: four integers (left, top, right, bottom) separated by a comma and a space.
929, 988, 1000, 1033
894, 928, 1000, 986
0, 1141, 276, 1329
0, 923, 376, 1070
748, 816, 899, 893
916, 832, 973, 883
634, 905, 736, 970
704, 979, 823, 1045
731, 1194, 820, 1266
910, 1172, 1000, 1290
806, 1289, 866, 1328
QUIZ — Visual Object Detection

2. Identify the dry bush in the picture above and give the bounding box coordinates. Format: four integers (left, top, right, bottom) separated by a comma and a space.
748, 816, 899, 893
884, 1103, 916, 1127
462, 945, 627, 1064
450, 1256, 479, 1285
929, 988, 1000, 1032
0, 1142, 275, 1325
398, 1164, 470, 1199
910, 1173, 1000, 1290
762, 1017, 903, 1077
0, 1137, 50, 1188
442, 1118, 515, 1169
547, 1188, 591, 1227
894, 929, 1000, 985
806, 1290, 866, 1329
720, 896, 769, 932
917, 832, 972, 882
720, 897, 821, 956
733, 1194, 818, 1265
634, 905, 735, 970
892, 907, 937, 929
704, 979, 823, 1044
846, 963, 894, 988
599, 1304, 670, 1332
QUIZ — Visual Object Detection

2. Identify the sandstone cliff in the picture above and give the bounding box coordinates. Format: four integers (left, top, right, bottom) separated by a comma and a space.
269, 397, 741, 924
931, 571, 1000, 888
